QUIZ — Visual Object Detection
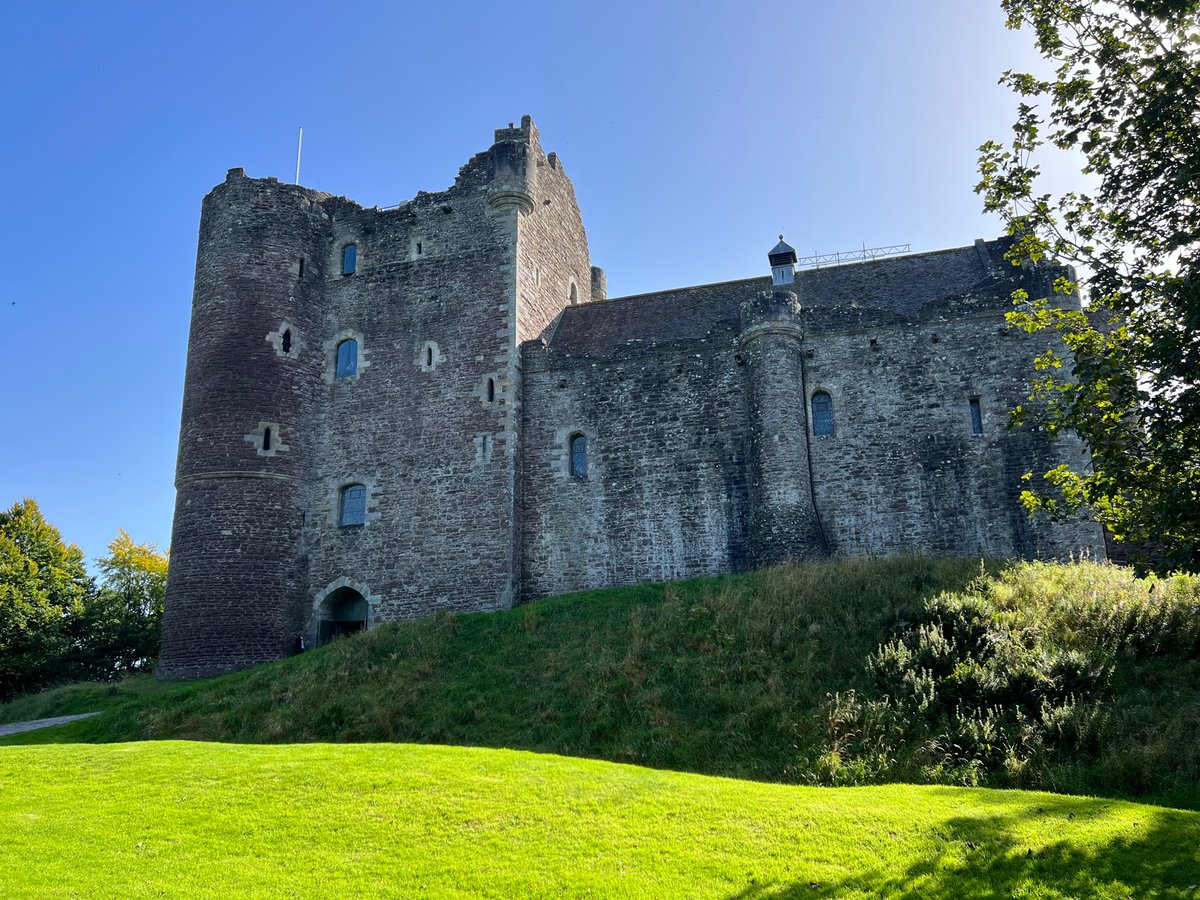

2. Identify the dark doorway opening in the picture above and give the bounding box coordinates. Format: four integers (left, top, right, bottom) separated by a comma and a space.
316, 587, 368, 646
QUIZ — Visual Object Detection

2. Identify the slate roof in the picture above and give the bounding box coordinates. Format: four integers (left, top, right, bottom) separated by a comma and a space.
547, 238, 1018, 355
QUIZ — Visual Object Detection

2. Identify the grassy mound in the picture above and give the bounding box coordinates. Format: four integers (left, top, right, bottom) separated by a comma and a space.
1, 741, 1196, 898
3, 557, 1198, 809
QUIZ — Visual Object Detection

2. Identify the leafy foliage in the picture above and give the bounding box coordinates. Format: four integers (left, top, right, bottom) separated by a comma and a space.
816, 562, 1200, 802
0, 499, 167, 699
976, 0, 1200, 572
0, 499, 91, 701
75, 530, 168, 677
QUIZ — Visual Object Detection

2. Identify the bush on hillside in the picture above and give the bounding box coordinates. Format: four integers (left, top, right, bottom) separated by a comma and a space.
812, 563, 1200, 799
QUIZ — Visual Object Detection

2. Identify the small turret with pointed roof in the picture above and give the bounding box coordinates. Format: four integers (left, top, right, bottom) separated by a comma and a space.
769, 235, 797, 285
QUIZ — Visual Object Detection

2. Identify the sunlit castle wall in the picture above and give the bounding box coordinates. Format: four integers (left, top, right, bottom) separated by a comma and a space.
159, 117, 1106, 679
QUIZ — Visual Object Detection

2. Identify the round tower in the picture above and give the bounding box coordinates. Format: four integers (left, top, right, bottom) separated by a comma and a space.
739, 238, 826, 565
486, 116, 537, 215
157, 169, 328, 678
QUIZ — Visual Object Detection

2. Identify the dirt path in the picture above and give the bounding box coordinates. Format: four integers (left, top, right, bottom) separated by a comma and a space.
0, 713, 99, 737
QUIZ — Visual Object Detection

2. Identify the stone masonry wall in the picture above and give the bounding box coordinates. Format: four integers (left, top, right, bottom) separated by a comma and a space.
302, 152, 521, 631
514, 126, 593, 344
801, 305, 1106, 560
160, 117, 1107, 679
160, 171, 331, 677
517, 254, 1106, 601
519, 319, 751, 600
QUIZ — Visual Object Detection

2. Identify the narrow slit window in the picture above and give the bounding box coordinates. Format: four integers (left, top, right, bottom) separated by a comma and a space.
341, 244, 357, 275
969, 397, 983, 435
811, 392, 834, 437
569, 433, 587, 478
339, 484, 367, 527
487, 378, 496, 403
297, 257, 305, 277
281, 330, 292, 354
416, 241, 423, 255
426, 346, 433, 367
336, 338, 358, 378
262, 427, 272, 451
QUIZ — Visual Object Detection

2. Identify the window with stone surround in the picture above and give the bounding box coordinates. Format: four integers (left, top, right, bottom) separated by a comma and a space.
336, 339, 358, 378
969, 397, 983, 435
341, 243, 357, 276
339, 484, 367, 527
244, 421, 288, 457
569, 433, 588, 477
418, 340, 443, 372
268, 323, 301, 360
811, 392, 834, 437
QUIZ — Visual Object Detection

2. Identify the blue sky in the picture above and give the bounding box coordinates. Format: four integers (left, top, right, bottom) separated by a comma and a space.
0, 1, 1081, 564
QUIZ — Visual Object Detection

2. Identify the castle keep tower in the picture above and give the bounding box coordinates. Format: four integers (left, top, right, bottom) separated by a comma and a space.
159, 116, 594, 678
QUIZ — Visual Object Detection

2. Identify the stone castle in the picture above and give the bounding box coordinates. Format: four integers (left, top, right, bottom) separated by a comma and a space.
158, 116, 1105, 679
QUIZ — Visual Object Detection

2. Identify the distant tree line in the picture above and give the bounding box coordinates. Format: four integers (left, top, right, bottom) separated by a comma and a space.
0, 498, 166, 702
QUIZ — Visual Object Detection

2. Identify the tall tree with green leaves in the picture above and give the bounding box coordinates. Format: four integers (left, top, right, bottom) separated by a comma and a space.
976, 0, 1200, 572
0, 499, 92, 701
78, 530, 169, 676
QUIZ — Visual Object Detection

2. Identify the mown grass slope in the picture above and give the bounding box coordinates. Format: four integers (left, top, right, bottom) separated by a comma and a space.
2, 741, 1197, 899
3, 557, 1198, 809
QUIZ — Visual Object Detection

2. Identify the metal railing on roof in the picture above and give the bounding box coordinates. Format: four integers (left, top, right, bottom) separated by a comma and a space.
796, 243, 911, 269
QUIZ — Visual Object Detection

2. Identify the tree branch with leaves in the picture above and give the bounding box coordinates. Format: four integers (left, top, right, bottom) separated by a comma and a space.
977, 0, 1200, 573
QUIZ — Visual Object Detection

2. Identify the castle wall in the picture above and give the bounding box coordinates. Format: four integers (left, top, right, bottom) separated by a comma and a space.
519, 323, 751, 600
160, 117, 1108, 679
159, 172, 329, 677
801, 308, 1106, 559
514, 145, 592, 343
302, 157, 521, 626
516, 262, 1105, 602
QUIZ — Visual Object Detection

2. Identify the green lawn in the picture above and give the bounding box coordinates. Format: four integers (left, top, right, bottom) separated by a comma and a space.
3, 557, 1198, 810
1, 741, 1196, 898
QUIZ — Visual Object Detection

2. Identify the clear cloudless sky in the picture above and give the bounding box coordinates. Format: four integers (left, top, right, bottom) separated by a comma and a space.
0, 0, 1087, 565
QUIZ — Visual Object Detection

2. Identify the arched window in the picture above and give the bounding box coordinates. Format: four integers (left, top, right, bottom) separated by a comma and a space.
569, 433, 587, 477
262, 427, 272, 452
281, 329, 292, 354
487, 377, 496, 403
336, 339, 358, 378
341, 244, 357, 275
569, 282, 578, 305
425, 346, 433, 367
811, 391, 834, 437
339, 484, 367, 527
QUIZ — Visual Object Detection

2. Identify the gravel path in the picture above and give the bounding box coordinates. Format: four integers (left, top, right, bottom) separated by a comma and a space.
0, 713, 99, 737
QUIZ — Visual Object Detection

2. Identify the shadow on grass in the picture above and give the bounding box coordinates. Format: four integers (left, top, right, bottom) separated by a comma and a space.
727, 796, 1200, 899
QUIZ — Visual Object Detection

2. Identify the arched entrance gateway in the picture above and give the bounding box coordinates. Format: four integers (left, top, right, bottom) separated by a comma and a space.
316, 587, 368, 646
